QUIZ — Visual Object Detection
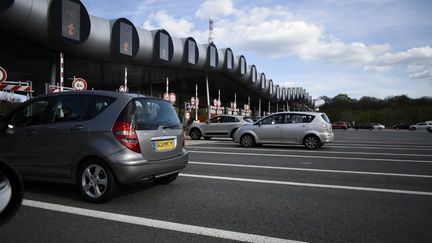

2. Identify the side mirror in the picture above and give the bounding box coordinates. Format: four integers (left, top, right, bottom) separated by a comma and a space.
0, 158, 24, 226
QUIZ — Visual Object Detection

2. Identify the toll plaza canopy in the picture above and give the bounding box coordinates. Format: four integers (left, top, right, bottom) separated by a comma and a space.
0, 0, 315, 116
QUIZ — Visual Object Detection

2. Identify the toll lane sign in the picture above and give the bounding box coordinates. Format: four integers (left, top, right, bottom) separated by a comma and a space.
0, 67, 7, 83
72, 78, 87, 90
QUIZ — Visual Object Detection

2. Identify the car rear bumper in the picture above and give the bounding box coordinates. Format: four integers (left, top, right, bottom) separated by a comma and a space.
318, 132, 334, 143
108, 150, 189, 184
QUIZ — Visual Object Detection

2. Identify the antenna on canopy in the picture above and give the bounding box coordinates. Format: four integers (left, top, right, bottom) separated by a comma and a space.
208, 18, 214, 44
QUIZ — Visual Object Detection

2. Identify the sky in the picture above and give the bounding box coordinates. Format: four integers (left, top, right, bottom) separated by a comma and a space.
81, 0, 432, 99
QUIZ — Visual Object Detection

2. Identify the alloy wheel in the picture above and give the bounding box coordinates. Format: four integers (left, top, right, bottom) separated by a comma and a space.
81, 164, 108, 199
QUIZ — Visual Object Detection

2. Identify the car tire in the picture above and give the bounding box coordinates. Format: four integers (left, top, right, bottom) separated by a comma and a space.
189, 128, 202, 140
410, 127, 416, 131
204, 136, 211, 140
378, 127, 383, 130
304, 135, 321, 149
154, 172, 179, 185
395, 127, 399, 130
0, 159, 24, 226
78, 160, 118, 203
240, 134, 255, 147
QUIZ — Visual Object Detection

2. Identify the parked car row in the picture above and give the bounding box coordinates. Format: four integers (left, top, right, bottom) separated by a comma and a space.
189, 112, 334, 150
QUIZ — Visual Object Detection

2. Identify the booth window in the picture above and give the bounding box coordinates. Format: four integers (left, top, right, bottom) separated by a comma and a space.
240, 57, 246, 75
62, 0, 81, 41
160, 33, 169, 61
188, 40, 196, 65
210, 46, 216, 68
226, 50, 233, 70
119, 22, 133, 56
252, 67, 257, 82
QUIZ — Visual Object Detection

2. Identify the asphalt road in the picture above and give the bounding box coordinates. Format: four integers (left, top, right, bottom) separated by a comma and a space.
1, 129, 432, 242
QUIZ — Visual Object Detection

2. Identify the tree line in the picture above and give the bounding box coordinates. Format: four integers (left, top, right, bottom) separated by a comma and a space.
319, 94, 432, 126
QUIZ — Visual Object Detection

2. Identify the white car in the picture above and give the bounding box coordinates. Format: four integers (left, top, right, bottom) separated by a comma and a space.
409, 122, 432, 131
372, 123, 385, 130
233, 112, 334, 149
188, 115, 252, 140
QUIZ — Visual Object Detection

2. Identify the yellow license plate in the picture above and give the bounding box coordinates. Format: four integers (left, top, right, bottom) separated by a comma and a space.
155, 140, 175, 151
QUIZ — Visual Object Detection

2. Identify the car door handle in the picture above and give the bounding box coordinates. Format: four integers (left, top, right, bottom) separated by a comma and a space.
70, 125, 85, 132
25, 130, 38, 137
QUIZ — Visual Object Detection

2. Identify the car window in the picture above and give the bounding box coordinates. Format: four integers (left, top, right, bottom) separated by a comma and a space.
94, 96, 116, 117
209, 116, 221, 123
290, 114, 315, 124
260, 114, 285, 125
118, 98, 180, 130
53, 95, 92, 123
9, 98, 52, 127
220, 116, 236, 123
321, 114, 330, 123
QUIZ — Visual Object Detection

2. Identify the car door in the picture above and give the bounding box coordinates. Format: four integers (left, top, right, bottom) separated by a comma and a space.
0, 97, 55, 176
253, 114, 283, 143
280, 114, 315, 143
219, 116, 238, 136
34, 94, 93, 178
202, 116, 224, 137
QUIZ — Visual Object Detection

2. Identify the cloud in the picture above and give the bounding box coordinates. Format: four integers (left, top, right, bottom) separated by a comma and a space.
195, 0, 234, 19
364, 65, 391, 72
143, 10, 195, 37
409, 70, 432, 80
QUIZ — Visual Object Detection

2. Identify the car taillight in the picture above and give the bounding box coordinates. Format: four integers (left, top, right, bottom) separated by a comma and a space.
112, 121, 141, 153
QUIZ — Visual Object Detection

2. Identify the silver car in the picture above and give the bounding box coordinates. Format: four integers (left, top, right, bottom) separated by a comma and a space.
233, 112, 334, 149
0, 91, 188, 203
188, 115, 252, 140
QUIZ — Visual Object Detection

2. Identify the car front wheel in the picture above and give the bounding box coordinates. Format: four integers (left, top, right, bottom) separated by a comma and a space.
304, 135, 321, 149
78, 160, 117, 203
240, 134, 255, 147
189, 128, 202, 140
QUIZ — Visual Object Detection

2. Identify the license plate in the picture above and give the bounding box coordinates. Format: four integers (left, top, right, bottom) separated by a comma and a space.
154, 139, 175, 151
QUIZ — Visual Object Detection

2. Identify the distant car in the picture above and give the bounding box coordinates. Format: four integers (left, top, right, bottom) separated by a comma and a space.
188, 115, 252, 140
332, 122, 350, 130
0, 91, 188, 203
393, 123, 412, 130
354, 123, 374, 130
409, 122, 432, 131
233, 112, 334, 149
372, 123, 385, 130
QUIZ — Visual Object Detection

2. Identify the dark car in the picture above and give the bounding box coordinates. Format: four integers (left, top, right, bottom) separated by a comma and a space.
0, 91, 188, 203
393, 123, 412, 130
0, 157, 23, 226
354, 123, 374, 130
332, 121, 350, 130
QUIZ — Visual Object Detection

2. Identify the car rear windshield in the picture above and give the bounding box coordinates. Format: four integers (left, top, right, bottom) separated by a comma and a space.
321, 114, 331, 123
117, 98, 181, 130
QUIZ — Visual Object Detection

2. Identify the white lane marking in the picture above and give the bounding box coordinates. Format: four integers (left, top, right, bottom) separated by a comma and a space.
188, 161, 432, 179
331, 143, 432, 148
180, 174, 432, 196
190, 146, 432, 158
23, 199, 302, 243
188, 151, 432, 164
326, 145, 432, 151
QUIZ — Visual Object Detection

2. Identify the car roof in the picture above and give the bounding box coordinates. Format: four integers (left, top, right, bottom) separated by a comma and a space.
271, 111, 325, 116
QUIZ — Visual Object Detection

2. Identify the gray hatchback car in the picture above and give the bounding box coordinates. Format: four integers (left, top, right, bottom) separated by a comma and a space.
0, 91, 188, 203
